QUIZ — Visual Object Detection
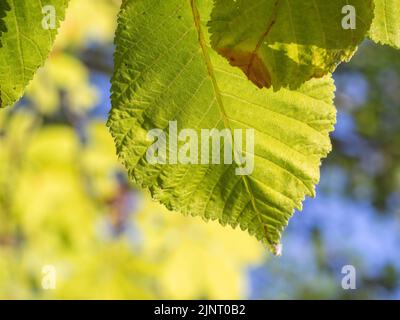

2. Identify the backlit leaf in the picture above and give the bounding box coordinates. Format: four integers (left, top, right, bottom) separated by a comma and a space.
0, 0, 69, 108
369, 0, 400, 48
209, 0, 374, 90
108, 0, 337, 253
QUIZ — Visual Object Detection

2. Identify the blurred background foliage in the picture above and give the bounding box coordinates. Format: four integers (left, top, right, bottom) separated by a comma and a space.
0, 0, 399, 299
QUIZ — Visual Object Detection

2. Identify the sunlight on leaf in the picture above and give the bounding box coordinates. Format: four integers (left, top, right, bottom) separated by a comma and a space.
0, 0, 69, 108
108, 0, 337, 253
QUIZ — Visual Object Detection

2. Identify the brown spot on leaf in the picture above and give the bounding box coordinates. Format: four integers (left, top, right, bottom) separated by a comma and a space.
218, 48, 272, 89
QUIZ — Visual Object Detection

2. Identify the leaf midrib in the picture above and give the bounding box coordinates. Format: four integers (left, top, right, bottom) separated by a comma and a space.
189, 0, 275, 250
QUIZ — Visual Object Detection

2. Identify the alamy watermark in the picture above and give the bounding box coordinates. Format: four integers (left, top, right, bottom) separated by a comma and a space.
342, 5, 357, 30
146, 121, 255, 176
41, 5, 56, 30
341, 265, 357, 290
42, 265, 57, 290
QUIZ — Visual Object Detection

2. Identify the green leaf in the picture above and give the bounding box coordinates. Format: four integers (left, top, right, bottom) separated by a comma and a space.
0, 0, 69, 108
369, 0, 400, 48
108, 0, 336, 253
209, 0, 374, 90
